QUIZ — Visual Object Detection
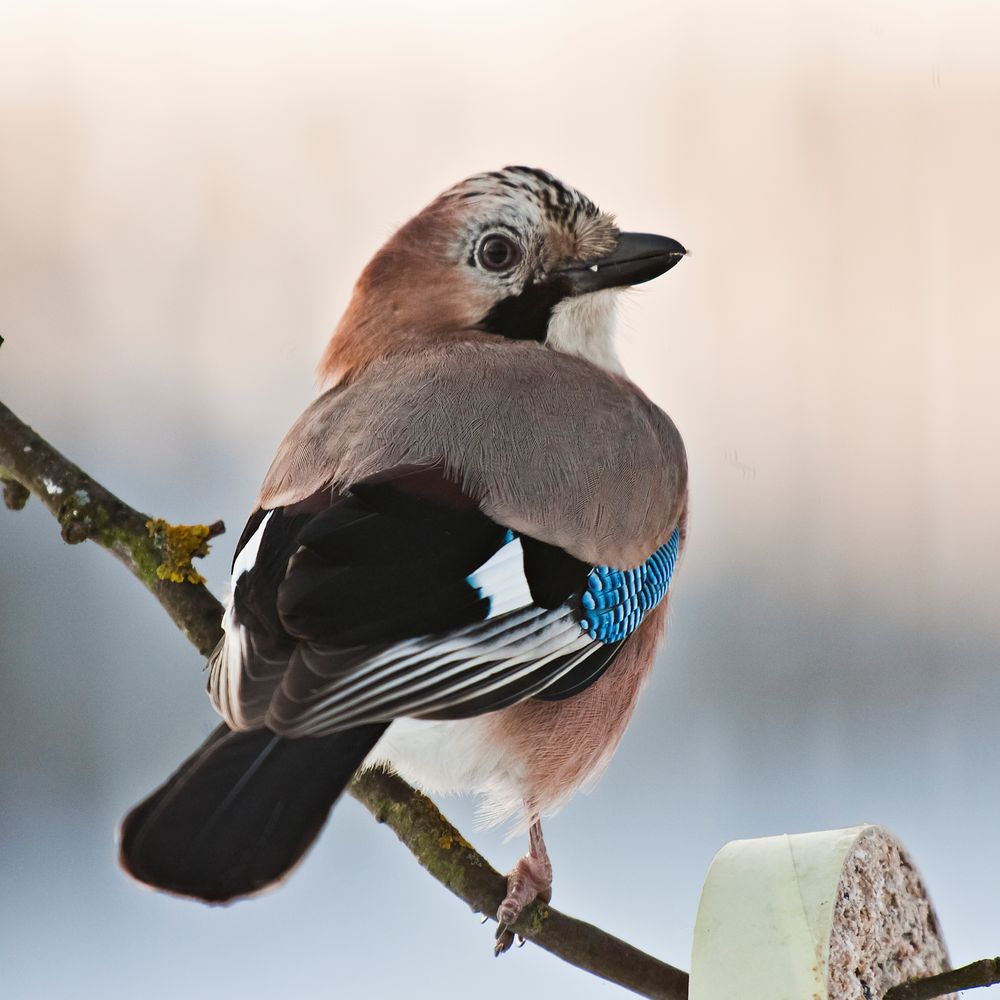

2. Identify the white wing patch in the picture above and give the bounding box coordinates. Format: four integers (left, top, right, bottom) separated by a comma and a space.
466, 536, 532, 617
231, 510, 274, 583
209, 510, 275, 730
212, 600, 251, 729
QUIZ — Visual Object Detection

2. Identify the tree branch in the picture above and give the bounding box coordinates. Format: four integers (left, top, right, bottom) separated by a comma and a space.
0, 391, 688, 1000
0, 398, 224, 657
351, 767, 689, 998
882, 957, 1000, 1000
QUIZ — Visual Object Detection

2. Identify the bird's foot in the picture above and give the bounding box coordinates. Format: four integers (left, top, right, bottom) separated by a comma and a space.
494, 820, 552, 956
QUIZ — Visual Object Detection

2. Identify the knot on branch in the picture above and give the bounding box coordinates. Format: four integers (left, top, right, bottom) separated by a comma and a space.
145, 518, 225, 585
2, 476, 29, 511
58, 488, 109, 544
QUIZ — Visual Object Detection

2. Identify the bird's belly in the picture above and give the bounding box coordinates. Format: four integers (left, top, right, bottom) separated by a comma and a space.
364, 716, 527, 822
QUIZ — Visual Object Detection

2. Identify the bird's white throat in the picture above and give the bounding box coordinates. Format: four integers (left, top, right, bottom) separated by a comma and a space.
544, 289, 622, 373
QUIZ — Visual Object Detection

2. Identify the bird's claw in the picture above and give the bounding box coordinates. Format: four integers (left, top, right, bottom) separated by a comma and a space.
494, 924, 516, 956
492, 820, 552, 956
494, 925, 525, 955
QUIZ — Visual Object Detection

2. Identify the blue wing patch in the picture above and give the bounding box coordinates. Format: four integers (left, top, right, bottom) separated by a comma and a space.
581, 528, 680, 643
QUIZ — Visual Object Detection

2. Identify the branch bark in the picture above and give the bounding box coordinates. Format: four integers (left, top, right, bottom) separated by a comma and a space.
882, 957, 1000, 1000
351, 767, 689, 999
0, 399, 224, 657
0, 392, 688, 1000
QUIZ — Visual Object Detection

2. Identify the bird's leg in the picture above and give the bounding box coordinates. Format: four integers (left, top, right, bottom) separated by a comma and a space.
494, 819, 552, 956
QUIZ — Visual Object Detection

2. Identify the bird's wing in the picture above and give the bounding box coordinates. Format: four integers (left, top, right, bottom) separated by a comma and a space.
208, 464, 680, 738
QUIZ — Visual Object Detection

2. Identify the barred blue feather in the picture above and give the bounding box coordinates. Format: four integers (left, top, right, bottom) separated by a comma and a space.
580, 527, 681, 643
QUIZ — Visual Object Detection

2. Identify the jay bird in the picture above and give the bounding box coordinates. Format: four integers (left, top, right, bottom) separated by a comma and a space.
120, 166, 688, 952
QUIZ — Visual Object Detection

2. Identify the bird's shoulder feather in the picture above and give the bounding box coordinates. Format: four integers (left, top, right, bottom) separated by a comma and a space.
259, 340, 686, 567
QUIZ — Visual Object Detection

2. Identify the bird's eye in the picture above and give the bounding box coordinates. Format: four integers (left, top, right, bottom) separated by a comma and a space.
476, 234, 522, 272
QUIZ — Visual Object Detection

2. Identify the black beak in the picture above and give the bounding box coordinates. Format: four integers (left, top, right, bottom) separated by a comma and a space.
557, 232, 687, 295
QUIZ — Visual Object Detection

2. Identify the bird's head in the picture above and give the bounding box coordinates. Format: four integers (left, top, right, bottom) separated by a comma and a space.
319, 166, 686, 386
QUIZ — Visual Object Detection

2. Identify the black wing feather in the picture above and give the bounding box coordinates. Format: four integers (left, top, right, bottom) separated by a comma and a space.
274, 485, 503, 645
520, 535, 590, 608
533, 640, 625, 700
222, 466, 607, 734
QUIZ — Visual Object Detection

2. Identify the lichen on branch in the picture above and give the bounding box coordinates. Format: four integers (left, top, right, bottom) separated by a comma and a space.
146, 517, 225, 585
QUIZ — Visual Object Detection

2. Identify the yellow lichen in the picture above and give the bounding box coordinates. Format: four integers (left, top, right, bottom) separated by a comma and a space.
146, 518, 214, 585
437, 831, 472, 851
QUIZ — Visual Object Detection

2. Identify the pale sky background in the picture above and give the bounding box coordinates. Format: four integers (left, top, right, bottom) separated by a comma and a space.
1, 2, 999, 998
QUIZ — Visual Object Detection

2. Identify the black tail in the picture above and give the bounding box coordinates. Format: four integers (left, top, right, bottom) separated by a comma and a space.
119, 722, 388, 903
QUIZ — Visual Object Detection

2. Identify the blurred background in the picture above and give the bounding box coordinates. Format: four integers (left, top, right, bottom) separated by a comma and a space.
2, 1, 998, 996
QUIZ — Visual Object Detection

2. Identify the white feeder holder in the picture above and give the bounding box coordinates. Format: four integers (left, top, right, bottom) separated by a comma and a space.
690, 825, 954, 1000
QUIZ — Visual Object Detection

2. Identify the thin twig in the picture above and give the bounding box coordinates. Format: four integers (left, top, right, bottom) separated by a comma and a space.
0, 391, 689, 1000
883, 956, 1000, 1000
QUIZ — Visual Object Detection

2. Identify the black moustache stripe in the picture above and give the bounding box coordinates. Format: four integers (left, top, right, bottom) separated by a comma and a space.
479, 277, 571, 343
